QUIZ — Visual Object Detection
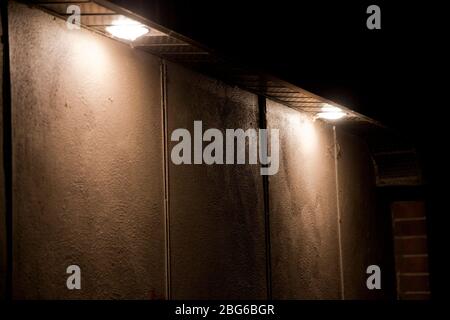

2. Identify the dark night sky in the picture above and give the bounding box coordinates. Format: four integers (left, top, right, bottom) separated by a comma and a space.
110, 0, 447, 297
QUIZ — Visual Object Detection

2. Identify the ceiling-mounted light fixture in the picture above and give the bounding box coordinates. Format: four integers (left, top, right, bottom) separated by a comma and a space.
106, 17, 149, 41
316, 104, 346, 120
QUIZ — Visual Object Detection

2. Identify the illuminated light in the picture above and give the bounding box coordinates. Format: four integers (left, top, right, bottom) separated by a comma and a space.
106, 17, 149, 41
316, 104, 346, 120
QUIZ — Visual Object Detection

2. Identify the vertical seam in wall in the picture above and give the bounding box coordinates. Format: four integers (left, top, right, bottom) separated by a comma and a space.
160, 59, 171, 300
333, 126, 345, 300
258, 95, 272, 300
1, 0, 13, 301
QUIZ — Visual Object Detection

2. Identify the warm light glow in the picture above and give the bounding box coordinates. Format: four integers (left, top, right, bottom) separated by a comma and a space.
299, 118, 317, 154
288, 113, 318, 154
316, 104, 346, 120
106, 17, 149, 41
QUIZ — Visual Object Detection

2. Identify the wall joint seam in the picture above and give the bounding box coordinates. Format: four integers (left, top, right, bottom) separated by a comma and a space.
258, 95, 272, 300
333, 126, 345, 300
160, 59, 171, 300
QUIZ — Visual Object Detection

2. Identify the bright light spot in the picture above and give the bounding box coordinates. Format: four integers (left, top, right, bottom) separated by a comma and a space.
317, 104, 346, 120
106, 17, 149, 41
299, 118, 317, 154
288, 113, 318, 154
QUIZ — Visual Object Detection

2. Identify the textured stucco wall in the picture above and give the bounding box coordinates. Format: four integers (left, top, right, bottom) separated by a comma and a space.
337, 130, 392, 299
9, 2, 165, 299
267, 100, 341, 299
6, 1, 395, 300
0, 8, 6, 300
166, 62, 267, 299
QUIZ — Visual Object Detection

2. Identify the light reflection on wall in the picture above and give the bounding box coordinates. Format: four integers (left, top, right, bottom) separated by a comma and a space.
267, 99, 341, 299
284, 109, 330, 203
10, 1, 166, 298
287, 111, 318, 155
69, 35, 110, 87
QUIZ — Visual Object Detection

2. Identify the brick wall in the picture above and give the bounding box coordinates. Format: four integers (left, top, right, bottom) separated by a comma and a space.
392, 201, 430, 299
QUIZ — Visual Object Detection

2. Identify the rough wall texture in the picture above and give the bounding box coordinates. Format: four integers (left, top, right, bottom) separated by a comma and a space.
5, 1, 395, 300
337, 129, 390, 299
9, 2, 165, 299
267, 100, 341, 299
166, 62, 267, 299
0, 9, 6, 300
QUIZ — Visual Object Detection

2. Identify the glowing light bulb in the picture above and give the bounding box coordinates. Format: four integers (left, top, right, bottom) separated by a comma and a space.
106, 17, 149, 41
316, 104, 346, 120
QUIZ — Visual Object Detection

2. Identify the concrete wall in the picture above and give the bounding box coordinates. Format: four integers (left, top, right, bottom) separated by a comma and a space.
0, 8, 6, 300
5, 1, 394, 300
9, 2, 165, 299
267, 100, 341, 299
166, 62, 267, 299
